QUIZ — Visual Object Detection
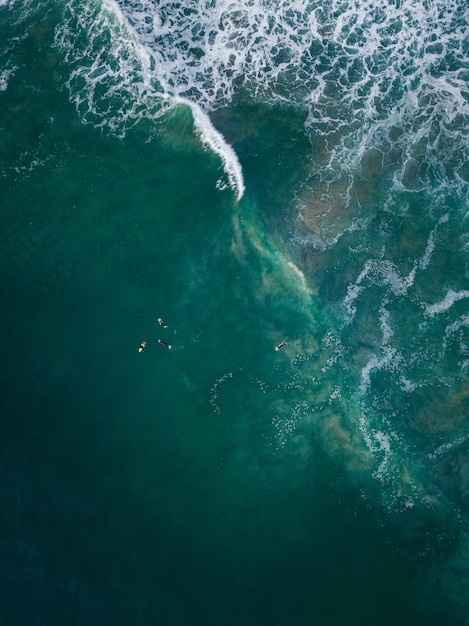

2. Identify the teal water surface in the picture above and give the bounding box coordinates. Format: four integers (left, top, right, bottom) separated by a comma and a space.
2, 1, 469, 625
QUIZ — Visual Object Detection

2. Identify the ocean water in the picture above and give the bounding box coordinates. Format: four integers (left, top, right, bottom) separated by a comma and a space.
1, 0, 469, 624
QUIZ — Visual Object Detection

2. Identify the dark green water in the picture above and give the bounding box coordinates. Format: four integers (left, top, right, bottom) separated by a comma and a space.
1, 1, 469, 624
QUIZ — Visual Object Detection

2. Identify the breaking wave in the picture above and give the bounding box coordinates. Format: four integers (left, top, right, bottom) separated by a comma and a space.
54, 0, 469, 205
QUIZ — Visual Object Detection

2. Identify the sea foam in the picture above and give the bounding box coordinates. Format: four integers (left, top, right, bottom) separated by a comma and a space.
56, 0, 245, 200
56, 0, 469, 204
176, 97, 245, 201
426, 290, 469, 317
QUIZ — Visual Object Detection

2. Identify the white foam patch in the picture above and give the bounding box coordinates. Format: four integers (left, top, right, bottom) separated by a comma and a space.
55, 0, 172, 131
399, 376, 418, 393
379, 305, 393, 344
320, 330, 345, 374
343, 283, 364, 321
342, 258, 417, 323
342, 211, 454, 323
408, 212, 449, 279
429, 432, 469, 460
442, 314, 469, 351
425, 290, 469, 317
358, 415, 394, 479
372, 429, 395, 483
359, 347, 403, 395
209, 371, 234, 415
0, 66, 15, 91
272, 401, 311, 449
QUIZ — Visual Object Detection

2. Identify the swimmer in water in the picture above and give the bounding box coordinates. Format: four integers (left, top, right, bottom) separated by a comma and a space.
158, 338, 172, 350
274, 341, 287, 351
157, 317, 168, 328
138, 341, 147, 353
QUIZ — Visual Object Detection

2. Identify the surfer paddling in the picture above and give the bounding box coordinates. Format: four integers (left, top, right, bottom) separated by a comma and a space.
157, 317, 168, 328
138, 341, 147, 353
158, 339, 172, 350
274, 341, 287, 351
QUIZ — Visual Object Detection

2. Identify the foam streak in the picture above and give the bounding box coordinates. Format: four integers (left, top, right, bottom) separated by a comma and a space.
176, 97, 245, 201
426, 290, 469, 317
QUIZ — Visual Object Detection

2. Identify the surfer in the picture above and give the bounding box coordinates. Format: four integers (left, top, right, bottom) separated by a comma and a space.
138, 341, 147, 353
274, 341, 287, 351
157, 317, 168, 328
158, 338, 172, 350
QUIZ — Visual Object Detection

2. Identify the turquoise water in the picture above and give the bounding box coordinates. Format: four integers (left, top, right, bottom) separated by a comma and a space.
1, 0, 469, 624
